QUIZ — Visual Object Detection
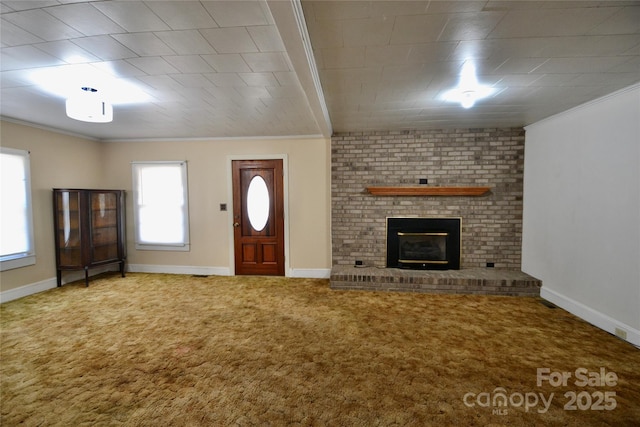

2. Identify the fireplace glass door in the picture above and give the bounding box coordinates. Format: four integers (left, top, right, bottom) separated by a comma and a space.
398, 232, 448, 267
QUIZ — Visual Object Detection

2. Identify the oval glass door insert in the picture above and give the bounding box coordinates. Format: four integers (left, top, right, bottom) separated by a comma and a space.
247, 175, 270, 231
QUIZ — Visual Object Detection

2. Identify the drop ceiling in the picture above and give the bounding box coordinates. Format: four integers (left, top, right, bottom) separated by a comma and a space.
1, 1, 639, 141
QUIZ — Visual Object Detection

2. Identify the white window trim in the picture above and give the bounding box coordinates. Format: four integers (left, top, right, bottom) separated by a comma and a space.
131, 161, 190, 252
1, 147, 36, 271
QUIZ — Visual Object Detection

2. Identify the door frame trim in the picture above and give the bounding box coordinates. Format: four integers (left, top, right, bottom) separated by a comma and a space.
227, 155, 290, 276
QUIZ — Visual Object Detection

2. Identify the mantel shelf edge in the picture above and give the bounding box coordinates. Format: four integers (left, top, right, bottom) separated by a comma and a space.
365, 186, 491, 196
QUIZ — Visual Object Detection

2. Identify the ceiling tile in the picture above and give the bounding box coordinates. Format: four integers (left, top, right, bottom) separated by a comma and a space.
45, 3, 126, 36
303, 18, 342, 49
488, 7, 620, 38
273, 71, 299, 86
438, 11, 505, 41
492, 57, 550, 74
451, 38, 552, 61
201, 27, 259, 54
1, 1, 59, 12
163, 55, 215, 74
538, 35, 640, 57
364, 45, 412, 67
342, 17, 394, 47
0, 45, 64, 71
3, 9, 83, 41
610, 56, 640, 73
90, 60, 148, 78
247, 26, 285, 52
303, 1, 372, 21
135, 75, 184, 91
266, 85, 304, 99
34, 40, 101, 63
92, 1, 170, 33
527, 73, 581, 87
427, 1, 486, 14
534, 56, 631, 74
0, 19, 44, 46
71, 35, 138, 61
370, 1, 430, 17
170, 74, 215, 88
407, 42, 458, 63
235, 86, 271, 98
144, 1, 218, 30
154, 30, 216, 55
112, 33, 175, 57
205, 73, 247, 87
202, 1, 269, 27
588, 5, 640, 35
390, 14, 449, 44
495, 74, 546, 87
126, 57, 180, 75
201, 54, 251, 72
239, 72, 279, 87
320, 47, 366, 69
242, 52, 291, 72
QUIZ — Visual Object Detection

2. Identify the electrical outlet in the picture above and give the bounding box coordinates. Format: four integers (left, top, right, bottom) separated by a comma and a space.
615, 328, 627, 340
419, 178, 428, 185
220, 203, 227, 211
355, 260, 363, 266
486, 262, 495, 268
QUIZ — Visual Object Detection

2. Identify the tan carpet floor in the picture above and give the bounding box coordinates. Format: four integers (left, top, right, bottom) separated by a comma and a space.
1, 273, 639, 426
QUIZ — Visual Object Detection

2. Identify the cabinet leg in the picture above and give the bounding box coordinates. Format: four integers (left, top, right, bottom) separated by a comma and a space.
120, 261, 126, 278
57, 271, 62, 287
84, 267, 89, 287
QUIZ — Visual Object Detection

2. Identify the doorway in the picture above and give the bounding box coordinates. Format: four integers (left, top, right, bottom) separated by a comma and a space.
231, 159, 285, 276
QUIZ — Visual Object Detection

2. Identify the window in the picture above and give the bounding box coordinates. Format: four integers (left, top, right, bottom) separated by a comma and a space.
1, 147, 36, 270
132, 161, 190, 251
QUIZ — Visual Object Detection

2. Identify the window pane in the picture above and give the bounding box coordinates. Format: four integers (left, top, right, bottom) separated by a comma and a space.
247, 175, 269, 232
1, 147, 35, 270
1, 152, 29, 256
132, 162, 189, 250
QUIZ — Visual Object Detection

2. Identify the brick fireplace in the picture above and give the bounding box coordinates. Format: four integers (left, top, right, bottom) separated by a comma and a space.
330, 128, 541, 296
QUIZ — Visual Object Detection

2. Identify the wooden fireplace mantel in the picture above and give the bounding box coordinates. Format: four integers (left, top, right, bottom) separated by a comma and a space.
366, 186, 491, 197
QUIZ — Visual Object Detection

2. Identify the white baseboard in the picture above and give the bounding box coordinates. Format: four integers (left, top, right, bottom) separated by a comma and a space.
130, 264, 330, 279
540, 287, 640, 348
0, 277, 57, 303
0, 265, 119, 303
127, 264, 232, 276
289, 268, 331, 279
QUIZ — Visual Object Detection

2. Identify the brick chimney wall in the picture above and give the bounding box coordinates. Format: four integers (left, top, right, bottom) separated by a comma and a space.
331, 128, 525, 269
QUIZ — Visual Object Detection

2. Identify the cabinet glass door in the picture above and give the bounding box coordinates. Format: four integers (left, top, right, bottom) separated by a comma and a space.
55, 190, 82, 267
90, 192, 119, 263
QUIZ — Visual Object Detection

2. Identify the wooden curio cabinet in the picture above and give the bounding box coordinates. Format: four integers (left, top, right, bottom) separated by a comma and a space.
53, 189, 126, 287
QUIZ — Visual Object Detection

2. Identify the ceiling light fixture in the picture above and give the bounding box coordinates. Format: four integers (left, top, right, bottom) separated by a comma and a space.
65, 87, 113, 123
442, 62, 496, 109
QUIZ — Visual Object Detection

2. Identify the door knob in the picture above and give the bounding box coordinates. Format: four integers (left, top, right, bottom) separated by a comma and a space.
233, 222, 240, 227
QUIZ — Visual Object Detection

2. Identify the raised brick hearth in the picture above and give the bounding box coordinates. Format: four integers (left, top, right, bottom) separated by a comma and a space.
330, 266, 541, 297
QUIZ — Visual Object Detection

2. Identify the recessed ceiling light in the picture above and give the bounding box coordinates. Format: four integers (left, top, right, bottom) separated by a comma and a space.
442, 62, 496, 109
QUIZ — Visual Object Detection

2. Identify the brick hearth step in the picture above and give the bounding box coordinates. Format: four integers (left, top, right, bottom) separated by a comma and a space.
330, 266, 541, 297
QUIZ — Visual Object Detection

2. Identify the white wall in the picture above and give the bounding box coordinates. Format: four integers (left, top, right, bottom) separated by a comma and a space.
522, 84, 640, 347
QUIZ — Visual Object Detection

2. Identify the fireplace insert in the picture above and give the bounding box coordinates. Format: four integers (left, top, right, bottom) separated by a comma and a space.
386, 217, 461, 270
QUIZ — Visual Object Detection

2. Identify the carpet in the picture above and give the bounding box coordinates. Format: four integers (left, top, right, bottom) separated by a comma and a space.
1, 273, 639, 426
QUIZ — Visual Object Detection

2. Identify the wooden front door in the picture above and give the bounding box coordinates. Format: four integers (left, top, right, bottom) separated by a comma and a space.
232, 159, 285, 276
